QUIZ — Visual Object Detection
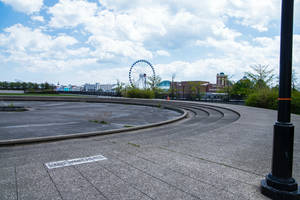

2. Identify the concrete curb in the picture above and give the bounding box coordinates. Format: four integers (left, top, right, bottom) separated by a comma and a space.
0, 96, 188, 146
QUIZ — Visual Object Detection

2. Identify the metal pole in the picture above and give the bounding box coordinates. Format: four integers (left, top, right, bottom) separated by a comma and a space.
261, 0, 300, 199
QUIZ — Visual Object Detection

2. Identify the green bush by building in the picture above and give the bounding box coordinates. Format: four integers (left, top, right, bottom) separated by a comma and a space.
245, 89, 300, 114
125, 88, 155, 99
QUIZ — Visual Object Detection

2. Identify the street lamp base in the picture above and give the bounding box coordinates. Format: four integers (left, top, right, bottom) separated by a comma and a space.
261, 178, 300, 200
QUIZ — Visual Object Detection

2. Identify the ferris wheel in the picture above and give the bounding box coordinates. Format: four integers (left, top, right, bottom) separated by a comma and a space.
129, 60, 156, 89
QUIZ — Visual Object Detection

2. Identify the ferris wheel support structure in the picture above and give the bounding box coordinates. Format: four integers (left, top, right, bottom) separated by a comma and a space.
129, 60, 156, 89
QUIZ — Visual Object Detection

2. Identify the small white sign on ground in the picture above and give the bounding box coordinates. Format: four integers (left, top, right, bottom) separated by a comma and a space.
45, 154, 107, 169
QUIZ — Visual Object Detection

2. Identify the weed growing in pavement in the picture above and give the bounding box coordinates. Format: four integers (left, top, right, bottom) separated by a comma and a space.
89, 119, 109, 124
128, 142, 140, 148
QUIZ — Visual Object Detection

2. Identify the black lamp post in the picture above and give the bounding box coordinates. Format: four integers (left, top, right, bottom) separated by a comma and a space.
261, 0, 300, 199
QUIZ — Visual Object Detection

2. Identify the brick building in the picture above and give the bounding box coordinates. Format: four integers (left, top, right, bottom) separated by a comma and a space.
170, 81, 209, 99
170, 73, 229, 99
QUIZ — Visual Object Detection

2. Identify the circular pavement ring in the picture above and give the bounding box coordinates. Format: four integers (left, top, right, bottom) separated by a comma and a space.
0, 96, 188, 146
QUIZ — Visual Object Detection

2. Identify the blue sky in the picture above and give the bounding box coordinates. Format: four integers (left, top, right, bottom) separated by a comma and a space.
0, 0, 300, 85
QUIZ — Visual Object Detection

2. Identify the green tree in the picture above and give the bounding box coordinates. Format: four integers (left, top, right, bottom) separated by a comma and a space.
0, 82, 5, 89
245, 64, 275, 89
187, 82, 203, 100
171, 73, 176, 99
21, 82, 27, 90
33, 83, 39, 90
230, 78, 254, 98
147, 75, 162, 90
292, 69, 298, 91
9, 82, 16, 89
115, 80, 125, 96
44, 82, 50, 90
147, 75, 163, 98
15, 82, 22, 90
27, 82, 34, 89
40, 83, 45, 90
3, 81, 9, 89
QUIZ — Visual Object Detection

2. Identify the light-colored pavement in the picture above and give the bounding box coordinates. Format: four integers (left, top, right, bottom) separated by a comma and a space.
0, 96, 299, 200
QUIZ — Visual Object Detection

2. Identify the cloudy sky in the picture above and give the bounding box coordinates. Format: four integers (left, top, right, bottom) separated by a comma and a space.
0, 0, 300, 85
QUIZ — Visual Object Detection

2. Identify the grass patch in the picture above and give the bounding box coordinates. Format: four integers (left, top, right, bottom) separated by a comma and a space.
128, 142, 140, 148
88, 120, 109, 124
100, 120, 108, 124
8, 103, 14, 107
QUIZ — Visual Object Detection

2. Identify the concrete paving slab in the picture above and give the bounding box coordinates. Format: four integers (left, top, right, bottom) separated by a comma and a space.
75, 162, 150, 200
0, 166, 17, 200
0, 98, 299, 200
106, 148, 260, 200
47, 166, 107, 200
16, 163, 61, 200
98, 156, 199, 200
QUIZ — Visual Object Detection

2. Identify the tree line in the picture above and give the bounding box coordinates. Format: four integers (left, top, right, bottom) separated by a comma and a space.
0, 81, 56, 90
224, 64, 300, 114
116, 64, 300, 114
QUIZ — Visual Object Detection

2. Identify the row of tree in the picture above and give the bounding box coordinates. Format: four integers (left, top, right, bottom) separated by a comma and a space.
115, 64, 300, 114
0, 81, 56, 90
224, 64, 300, 114
226, 64, 299, 99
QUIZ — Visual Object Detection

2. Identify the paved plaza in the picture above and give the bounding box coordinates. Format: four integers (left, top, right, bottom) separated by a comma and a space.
0, 101, 180, 141
0, 97, 299, 200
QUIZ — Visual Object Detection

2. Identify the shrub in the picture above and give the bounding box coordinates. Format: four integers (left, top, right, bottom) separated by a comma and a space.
246, 89, 300, 114
125, 88, 155, 99
291, 90, 300, 114
245, 88, 278, 110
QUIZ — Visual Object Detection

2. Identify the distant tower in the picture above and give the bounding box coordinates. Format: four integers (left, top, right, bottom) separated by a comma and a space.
216, 72, 228, 87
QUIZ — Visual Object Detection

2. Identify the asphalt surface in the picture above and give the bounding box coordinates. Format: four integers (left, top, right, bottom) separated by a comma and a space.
0, 101, 180, 140
0, 97, 299, 200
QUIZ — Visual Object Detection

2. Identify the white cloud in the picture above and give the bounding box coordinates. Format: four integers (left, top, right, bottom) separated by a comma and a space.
156, 58, 240, 83
194, 36, 281, 79
0, 0, 43, 14
1, 0, 300, 84
100, 0, 281, 32
156, 50, 170, 57
24, 58, 97, 72
31, 15, 44, 22
0, 24, 52, 51
0, 24, 77, 52
172, 34, 300, 83
0, 24, 93, 72
225, 0, 280, 32
76, 67, 128, 84
88, 35, 153, 60
48, 0, 98, 28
